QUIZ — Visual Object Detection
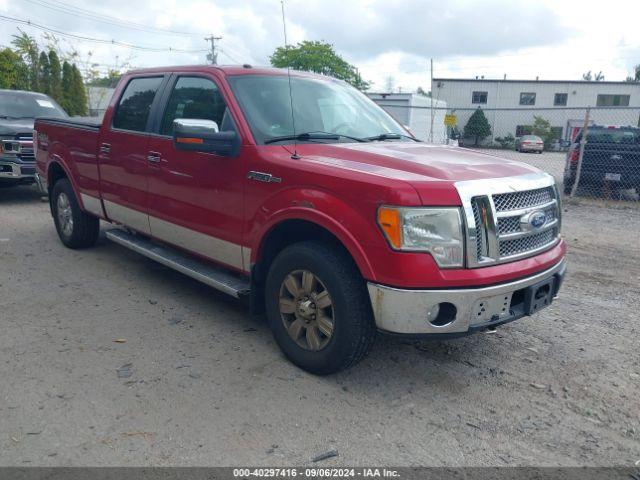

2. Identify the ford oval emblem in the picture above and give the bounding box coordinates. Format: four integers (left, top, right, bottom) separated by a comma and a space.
524, 210, 547, 230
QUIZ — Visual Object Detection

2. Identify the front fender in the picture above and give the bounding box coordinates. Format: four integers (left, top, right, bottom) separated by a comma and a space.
249, 187, 382, 281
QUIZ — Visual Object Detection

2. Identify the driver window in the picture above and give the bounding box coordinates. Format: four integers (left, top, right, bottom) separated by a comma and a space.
160, 76, 231, 136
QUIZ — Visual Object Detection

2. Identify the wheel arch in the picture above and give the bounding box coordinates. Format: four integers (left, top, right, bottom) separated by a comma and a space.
252, 212, 375, 283
248, 212, 376, 315
46, 157, 86, 215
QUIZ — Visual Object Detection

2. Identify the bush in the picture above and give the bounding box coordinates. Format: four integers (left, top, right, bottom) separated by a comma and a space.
495, 133, 516, 149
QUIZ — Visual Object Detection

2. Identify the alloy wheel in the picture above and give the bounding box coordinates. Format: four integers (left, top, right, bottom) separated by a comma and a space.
278, 269, 334, 351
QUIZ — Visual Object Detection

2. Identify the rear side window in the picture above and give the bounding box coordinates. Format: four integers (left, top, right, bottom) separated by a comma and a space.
160, 76, 229, 136
113, 77, 163, 132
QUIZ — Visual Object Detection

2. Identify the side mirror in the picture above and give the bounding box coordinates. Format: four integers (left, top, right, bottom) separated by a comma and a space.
173, 118, 240, 157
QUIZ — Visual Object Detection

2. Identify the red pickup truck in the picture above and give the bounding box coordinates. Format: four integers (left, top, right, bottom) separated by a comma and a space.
34, 65, 566, 374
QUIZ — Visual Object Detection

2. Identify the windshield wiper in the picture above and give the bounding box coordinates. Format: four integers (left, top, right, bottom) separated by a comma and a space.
366, 132, 421, 142
264, 131, 368, 144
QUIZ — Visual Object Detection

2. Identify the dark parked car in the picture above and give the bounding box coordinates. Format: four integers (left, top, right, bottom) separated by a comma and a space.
563, 125, 640, 196
0, 89, 67, 188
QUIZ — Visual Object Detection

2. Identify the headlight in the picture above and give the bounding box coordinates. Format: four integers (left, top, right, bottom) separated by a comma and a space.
377, 206, 464, 268
0, 138, 20, 155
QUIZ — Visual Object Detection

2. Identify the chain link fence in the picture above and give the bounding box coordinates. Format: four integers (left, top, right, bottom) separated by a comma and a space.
375, 102, 640, 202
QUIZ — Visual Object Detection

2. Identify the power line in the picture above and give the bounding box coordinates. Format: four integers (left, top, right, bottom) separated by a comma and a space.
219, 49, 241, 64
0, 14, 208, 53
18, 0, 197, 37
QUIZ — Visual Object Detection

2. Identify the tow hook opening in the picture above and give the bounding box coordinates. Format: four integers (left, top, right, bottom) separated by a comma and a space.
428, 302, 457, 327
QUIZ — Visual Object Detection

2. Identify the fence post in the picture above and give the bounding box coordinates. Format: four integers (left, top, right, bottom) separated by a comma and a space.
570, 106, 590, 197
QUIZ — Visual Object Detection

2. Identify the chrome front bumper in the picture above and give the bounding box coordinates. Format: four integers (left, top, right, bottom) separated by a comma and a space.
368, 259, 566, 335
0, 161, 36, 180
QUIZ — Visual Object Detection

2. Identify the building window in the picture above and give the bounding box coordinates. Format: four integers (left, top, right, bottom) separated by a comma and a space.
554, 93, 568, 106
472, 91, 487, 104
596, 94, 630, 106
519, 92, 536, 105
516, 125, 532, 137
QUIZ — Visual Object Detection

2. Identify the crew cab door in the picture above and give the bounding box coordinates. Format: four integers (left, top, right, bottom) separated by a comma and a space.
99, 75, 168, 234
145, 74, 247, 272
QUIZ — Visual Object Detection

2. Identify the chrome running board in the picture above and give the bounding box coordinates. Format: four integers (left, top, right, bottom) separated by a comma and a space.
106, 229, 250, 298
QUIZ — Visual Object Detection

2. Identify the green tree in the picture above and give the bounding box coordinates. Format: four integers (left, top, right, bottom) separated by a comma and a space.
87, 70, 121, 88
0, 48, 29, 90
48, 50, 63, 102
463, 108, 492, 146
270, 40, 369, 91
61, 61, 74, 114
529, 115, 555, 148
11, 30, 39, 91
38, 51, 51, 95
416, 86, 431, 97
625, 64, 640, 82
70, 64, 88, 116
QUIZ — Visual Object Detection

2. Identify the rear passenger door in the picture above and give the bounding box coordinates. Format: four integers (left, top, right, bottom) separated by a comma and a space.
99, 75, 167, 234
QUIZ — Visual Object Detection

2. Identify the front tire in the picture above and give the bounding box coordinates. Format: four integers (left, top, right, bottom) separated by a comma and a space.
51, 178, 100, 249
265, 241, 376, 374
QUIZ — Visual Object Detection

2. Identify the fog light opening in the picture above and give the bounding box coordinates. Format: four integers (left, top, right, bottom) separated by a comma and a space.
428, 302, 457, 327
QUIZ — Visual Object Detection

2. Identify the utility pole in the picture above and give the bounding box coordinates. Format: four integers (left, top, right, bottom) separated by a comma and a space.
429, 58, 434, 143
204, 35, 222, 65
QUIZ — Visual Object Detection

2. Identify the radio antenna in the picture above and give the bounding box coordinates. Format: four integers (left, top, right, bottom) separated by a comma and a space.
280, 0, 300, 159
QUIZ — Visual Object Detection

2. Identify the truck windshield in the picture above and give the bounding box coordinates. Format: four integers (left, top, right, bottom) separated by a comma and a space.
228, 74, 406, 144
586, 127, 640, 144
0, 92, 67, 119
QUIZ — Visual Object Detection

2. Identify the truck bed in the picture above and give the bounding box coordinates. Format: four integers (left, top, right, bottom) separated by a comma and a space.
35, 116, 103, 199
36, 117, 102, 130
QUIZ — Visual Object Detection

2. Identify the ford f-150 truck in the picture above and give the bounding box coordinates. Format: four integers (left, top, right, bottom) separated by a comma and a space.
34, 65, 566, 374
1, 89, 66, 188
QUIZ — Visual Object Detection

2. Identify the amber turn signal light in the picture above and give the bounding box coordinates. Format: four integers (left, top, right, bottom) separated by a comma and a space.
176, 137, 204, 144
377, 207, 402, 249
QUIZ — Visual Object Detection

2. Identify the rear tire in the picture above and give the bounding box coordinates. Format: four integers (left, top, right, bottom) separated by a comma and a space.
51, 178, 100, 249
265, 241, 376, 375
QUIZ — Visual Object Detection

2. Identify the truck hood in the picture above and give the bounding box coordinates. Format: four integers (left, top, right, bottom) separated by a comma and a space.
0, 118, 35, 136
298, 142, 540, 183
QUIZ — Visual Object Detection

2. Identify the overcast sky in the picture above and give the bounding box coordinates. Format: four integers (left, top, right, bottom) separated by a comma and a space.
1, 0, 639, 92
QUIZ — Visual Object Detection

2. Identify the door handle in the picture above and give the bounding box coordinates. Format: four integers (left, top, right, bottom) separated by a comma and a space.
147, 151, 161, 163
100, 143, 111, 154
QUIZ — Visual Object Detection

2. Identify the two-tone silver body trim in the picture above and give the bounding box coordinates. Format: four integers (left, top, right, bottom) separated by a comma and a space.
102, 198, 250, 272
103, 199, 152, 235
80, 193, 104, 217
455, 173, 561, 268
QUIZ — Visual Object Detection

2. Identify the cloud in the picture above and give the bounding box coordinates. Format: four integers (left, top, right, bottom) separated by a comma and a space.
0, 0, 637, 91
286, 0, 570, 60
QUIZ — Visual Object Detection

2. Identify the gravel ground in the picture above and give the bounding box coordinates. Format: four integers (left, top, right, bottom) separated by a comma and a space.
0, 185, 638, 467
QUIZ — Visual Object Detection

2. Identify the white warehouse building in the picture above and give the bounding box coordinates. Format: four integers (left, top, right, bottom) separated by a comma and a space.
431, 78, 640, 145
367, 92, 448, 143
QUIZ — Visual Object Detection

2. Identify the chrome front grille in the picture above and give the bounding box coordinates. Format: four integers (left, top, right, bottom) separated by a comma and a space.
456, 174, 561, 268
499, 228, 557, 257
16, 133, 35, 162
493, 187, 555, 212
